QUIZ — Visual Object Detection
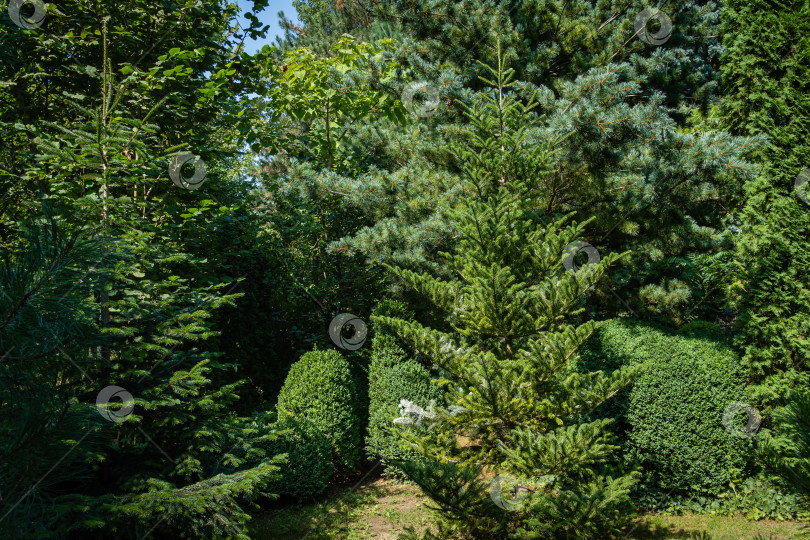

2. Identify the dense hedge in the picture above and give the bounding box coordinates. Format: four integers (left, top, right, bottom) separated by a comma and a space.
367, 346, 444, 478
580, 318, 750, 496
370, 298, 415, 350
366, 300, 444, 479
264, 417, 333, 502
276, 348, 362, 472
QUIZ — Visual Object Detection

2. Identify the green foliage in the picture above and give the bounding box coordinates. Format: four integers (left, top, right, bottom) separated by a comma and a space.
371, 298, 416, 342
0, 8, 286, 536
761, 389, 810, 510
679, 319, 727, 341
264, 417, 334, 502
366, 322, 444, 480
2, 0, 809, 533
100, 411, 285, 539
245, 36, 397, 360
633, 473, 810, 521
257, 35, 402, 169
373, 49, 639, 538
581, 318, 750, 497
627, 347, 748, 497
282, 0, 763, 327
276, 348, 362, 473
718, 0, 810, 411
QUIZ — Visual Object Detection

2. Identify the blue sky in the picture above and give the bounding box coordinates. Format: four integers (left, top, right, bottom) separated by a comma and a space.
236, 0, 299, 53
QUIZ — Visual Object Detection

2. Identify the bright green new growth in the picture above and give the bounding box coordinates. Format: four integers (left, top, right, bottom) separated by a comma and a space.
276, 348, 362, 472
373, 46, 639, 538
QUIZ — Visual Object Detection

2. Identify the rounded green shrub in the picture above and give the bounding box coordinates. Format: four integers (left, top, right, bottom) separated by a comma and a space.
366, 337, 444, 480
276, 348, 362, 472
679, 320, 726, 341
265, 417, 333, 502
578, 318, 672, 436
580, 318, 750, 496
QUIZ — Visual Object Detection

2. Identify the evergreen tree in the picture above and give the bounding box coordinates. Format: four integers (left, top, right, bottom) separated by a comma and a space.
373, 49, 638, 538
279, 0, 389, 53
248, 35, 399, 352
761, 389, 810, 508
279, 0, 763, 325
1, 25, 285, 538
717, 0, 810, 411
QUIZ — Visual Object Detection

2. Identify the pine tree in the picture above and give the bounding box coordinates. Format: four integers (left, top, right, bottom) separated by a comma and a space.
718, 0, 810, 411
372, 48, 638, 538
279, 0, 388, 53
281, 0, 763, 325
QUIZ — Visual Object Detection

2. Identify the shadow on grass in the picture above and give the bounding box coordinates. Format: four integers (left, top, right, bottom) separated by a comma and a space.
251, 474, 807, 540
250, 468, 394, 540
624, 516, 711, 539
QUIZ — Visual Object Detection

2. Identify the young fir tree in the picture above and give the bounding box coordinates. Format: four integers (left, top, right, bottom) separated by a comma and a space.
281, 0, 762, 325
1, 28, 284, 538
717, 0, 810, 411
372, 48, 639, 539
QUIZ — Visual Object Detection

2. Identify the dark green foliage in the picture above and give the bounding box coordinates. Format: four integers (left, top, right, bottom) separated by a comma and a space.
264, 417, 333, 502
284, 0, 763, 328
2, 0, 809, 532
678, 319, 727, 341
370, 298, 416, 350
581, 319, 749, 496
579, 318, 673, 437
0, 32, 285, 540
718, 0, 810, 412
627, 344, 748, 497
366, 331, 444, 479
99, 410, 285, 539
373, 50, 639, 538
761, 389, 810, 508
632, 473, 810, 521
276, 348, 362, 472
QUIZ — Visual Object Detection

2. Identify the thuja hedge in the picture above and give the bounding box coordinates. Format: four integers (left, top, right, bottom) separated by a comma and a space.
276, 348, 362, 473
579, 318, 750, 496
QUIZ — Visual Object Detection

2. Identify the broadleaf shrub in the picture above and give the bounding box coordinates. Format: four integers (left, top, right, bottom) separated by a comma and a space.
264, 417, 333, 502
370, 298, 415, 351
367, 354, 444, 479
276, 348, 362, 472
633, 474, 810, 521
580, 318, 749, 496
367, 299, 444, 480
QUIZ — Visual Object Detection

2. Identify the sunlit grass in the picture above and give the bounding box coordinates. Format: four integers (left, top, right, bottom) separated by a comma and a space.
250, 477, 809, 539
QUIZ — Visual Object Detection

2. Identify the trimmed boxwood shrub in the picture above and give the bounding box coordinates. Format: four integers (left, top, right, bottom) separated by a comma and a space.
265, 417, 333, 502
276, 348, 362, 472
366, 300, 444, 480
579, 318, 673, 437
580, 318, 750, 497
678, 320, 727, 341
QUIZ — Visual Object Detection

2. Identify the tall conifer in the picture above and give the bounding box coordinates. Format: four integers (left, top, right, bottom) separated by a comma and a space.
718, 0, 810, 410
374, 47, 638, 538
282, 0, 763, 325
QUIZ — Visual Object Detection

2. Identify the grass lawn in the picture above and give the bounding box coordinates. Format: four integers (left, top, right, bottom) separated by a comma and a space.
250, 472, 809, 539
